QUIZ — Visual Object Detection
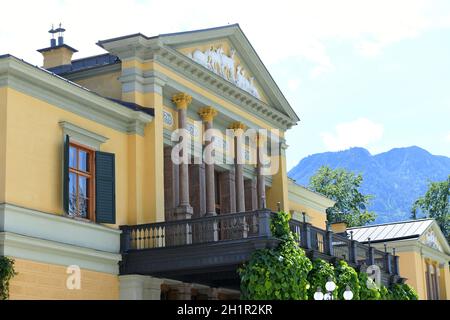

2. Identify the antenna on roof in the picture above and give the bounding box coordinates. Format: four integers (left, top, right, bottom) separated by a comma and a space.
48, 24, 57, 47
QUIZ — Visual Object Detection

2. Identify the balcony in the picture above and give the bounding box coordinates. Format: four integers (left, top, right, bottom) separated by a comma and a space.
119, 210, 403, 290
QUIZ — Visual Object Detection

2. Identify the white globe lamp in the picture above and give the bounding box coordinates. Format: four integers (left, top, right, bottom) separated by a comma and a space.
343, 285, 354, 300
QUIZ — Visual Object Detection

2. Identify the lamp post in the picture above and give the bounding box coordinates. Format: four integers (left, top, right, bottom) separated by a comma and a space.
324, 278, 336, 300
343, 285, 354, 300
313, 280, 354, 300
314, 278, 338, 300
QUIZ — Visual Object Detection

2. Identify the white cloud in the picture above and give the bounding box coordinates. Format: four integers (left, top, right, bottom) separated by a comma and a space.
320, 118, 384, 151
446, 132, 450, 142
1, 0, 449, 79
287, 78, 301, 91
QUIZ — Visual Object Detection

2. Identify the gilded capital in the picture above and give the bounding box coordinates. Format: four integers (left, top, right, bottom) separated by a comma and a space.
198, 107, 218, 122
172, 93, 192, 110
228, 121, 247, 131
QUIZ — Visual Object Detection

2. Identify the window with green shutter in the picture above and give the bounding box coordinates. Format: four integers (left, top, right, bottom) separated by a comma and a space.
63, 136, 116, 224
95, 151, 116, 224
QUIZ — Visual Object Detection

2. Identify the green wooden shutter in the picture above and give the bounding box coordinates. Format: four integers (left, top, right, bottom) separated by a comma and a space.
95, 151, 116, 224
63, 135, 70, 214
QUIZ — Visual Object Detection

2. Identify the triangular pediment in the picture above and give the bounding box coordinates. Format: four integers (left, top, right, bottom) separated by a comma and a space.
176, 39, 267, 103
419, 221, 450, 254
157, 24, 299, 123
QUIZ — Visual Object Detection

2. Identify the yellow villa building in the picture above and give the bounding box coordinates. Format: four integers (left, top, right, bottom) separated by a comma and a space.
0, 24, 448, 300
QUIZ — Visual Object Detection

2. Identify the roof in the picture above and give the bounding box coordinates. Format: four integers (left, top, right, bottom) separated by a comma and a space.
37, 44, 78, 53
348, 219, 435, 243
47, 53, 119, 75
0, 54, 153, 120
108, 98, 154, 116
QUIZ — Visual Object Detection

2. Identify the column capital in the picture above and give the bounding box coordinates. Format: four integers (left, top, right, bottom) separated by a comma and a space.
172, 93, 192, 110
198, 106, 218, 122
228, 121, 247, 131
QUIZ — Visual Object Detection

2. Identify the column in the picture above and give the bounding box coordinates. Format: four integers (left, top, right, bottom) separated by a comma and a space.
189, 162, 206, 218
229, 122, 246, 213
199, 106, 218, 216
172, 93, 193, 218
164, 146, 179, 221
119, 275, 164, 300
244, 178, 258, 211
256, 133, 266, 209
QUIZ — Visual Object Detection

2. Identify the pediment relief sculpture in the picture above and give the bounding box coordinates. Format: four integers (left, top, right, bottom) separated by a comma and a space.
420, 229, 443, 252
186, 46, 261, 99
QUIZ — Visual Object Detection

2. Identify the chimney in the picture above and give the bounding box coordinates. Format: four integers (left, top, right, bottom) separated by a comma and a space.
330, 221, 347, 234
37, 24, 78, 69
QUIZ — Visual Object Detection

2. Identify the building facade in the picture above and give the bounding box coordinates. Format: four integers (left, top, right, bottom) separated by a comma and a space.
1, 24, 404, 300
349, 219, 450, 300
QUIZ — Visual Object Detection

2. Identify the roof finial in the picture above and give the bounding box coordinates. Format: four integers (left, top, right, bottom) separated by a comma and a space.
48, 24, 57, 47
54, 23, 66, 46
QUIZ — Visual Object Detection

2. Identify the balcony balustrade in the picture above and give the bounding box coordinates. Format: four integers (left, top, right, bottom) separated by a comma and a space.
119, 210, 401, 289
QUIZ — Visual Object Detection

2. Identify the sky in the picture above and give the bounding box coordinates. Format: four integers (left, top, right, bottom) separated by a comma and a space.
1, 0, 450, 170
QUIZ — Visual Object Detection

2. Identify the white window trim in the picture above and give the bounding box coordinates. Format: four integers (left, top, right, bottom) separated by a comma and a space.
59, 121, 108, 150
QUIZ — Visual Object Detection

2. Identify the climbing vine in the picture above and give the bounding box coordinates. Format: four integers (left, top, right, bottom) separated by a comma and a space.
390, 283, 419, 300
335, 260, 360, 300
0, 256, 17, 300
239, 211, 420, 301
307, 259, 336, 300
239, 211, 312, 300
358, 271, 382, 300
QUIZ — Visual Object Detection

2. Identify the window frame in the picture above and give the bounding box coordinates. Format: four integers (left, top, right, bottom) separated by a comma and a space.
68, 141, 96, 222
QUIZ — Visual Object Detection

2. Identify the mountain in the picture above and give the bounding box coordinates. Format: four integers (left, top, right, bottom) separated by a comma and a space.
288, 146, 450, 224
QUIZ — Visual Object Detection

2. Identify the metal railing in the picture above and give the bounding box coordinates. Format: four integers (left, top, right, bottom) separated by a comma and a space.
332, 233, 351, 261
120, 210, 271, 250
120, 210, 398, 276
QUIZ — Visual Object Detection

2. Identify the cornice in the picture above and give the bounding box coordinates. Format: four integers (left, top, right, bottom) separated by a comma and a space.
0, 56, 153, 136
155, 46, 295, 130
288, 181, 335, 212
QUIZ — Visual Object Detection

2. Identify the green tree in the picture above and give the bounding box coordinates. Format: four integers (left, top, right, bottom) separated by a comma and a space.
239, 212, 312, 300
411, 175, 450, 241
309, 166, 376, 227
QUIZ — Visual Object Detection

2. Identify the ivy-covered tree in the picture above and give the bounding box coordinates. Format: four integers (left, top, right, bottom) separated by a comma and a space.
390, 283, 419, 300
334, 260, 360, 300
309, 166, 376, 227
358, 272, 381, 300
307, 259, 336, 300
411, 175, 450, 241
239, 212, 312, 300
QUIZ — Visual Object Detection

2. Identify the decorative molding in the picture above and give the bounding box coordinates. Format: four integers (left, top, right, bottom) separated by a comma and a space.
155, 52, 294, 130
172, 92, 192, 109
163, 110, 174, 127
0, 56, 153, 136
420, 229, 443, 253
186, 46, 260, 99
288, 181, 335, 213
0, 203, 121, 253
97, 26, 300, 125
198, 106, 218, 122
0, 231, 120, 274
59, 121, 108, 150
186, 122, 199, 137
